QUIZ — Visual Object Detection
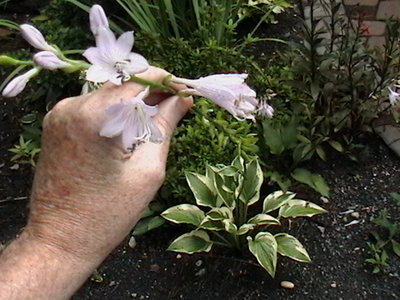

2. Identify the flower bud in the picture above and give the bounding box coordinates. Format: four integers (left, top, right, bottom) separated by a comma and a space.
0, 55, 30, 66
33, 51, 71, 70
90, 4, 109, 35
20, 24, 56, 52
2, 68, 40, 98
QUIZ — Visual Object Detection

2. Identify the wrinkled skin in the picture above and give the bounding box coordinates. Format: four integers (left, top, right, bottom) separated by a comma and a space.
27, 67, 193, 262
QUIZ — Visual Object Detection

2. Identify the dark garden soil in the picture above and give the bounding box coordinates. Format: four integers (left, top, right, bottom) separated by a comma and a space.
1, 4, 400, 300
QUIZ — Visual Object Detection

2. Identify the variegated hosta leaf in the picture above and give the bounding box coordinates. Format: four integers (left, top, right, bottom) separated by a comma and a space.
247, 232, 278, 277
207, 207, 233, 221
214, 172, 236, 208
161, 204, 205, 226
278, 199, 327, 218
222, 219, 238, 233
132, 216, 165, 236
217, 165, 240, 176
186, 172, 218, 208
167, 230, 213, 254
239, 158, 263, 206
275, 233, 311, 262
236, 223, 256, 235
248, 213, 281, 226
232, 155, 245, 171
200, 217, 225, 231
263, 191, 296, 213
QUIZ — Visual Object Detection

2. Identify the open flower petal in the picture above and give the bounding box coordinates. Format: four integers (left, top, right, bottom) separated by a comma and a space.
86, 64, 112, 83
116, 31, 134, 58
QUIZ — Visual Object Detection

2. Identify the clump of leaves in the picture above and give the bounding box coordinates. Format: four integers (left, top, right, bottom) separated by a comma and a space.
161, 155, 326, 277
163, 98, 258, 203
366, 207, 400, 273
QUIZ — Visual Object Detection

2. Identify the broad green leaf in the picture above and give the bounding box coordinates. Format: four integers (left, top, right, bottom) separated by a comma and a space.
161, 204, 205, 226
279, 200, 327, 218
222, 219, 238, 233
247, 232, 278, 277
248, 214, 280, 226
263, 191, 296, 213
167, 230, 213, 254
214, 172, 236, 208
316, 146, 326, 161
392, 240, 400, 257
132, 216, 165, 235
262, 121, 284, 154
207, 207, 233, 221
232, 155, 245, 172
239, 158, 263, 206
236, 223, 256, 235
275, 233, 311, 262
199, 217, 225, 231
291, 168, 330, 197
328, 140, 344, 152
186, 172, 217, 207
217, 165, 239, 176
264, 170, 292, 192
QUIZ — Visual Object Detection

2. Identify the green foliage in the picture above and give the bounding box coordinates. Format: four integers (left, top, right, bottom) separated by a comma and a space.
162, 98, 258, 203
9, 136, 41, 167
161, 155, 326, 276
366, 208, 400, 273
286, 1, 400, 136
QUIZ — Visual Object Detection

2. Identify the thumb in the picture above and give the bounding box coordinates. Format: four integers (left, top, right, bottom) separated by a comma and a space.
155, 94, 193, 139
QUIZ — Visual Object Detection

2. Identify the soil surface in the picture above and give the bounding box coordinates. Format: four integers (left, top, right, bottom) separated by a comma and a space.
1, 4, 400, 300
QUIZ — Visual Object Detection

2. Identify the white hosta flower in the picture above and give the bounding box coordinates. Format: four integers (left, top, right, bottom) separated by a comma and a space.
1, 68, 40, 98
20, 24, 56, 52
100, 89, 162, 149
89, 4, 109, 35
173, 74, 258, 120
33, 51, 71, 70
257, 100, 274, 118
83, 26, 149, 85
388, 88, 400, 107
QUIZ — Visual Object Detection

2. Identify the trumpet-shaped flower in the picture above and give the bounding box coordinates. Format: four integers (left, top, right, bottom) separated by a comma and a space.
173, 74, 259, 120
33, 51, 71, 70
99, 89, 163, 149
257, 99, 274, 118
89, 4, 109, 35
20, 24, 56, 52
2, 68, 40, 98
83, 26, 149, 85
389, 88, 400, 107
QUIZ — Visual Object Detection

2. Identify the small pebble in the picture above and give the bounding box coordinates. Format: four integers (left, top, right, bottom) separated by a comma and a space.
280, 281, 295, 289
176, 254, 182, 259
128, 236, 137, 249
317, 226, 325, 234
330, 282, 337, 288
131, 293, 137, 298
149, 264, 160, 273
351, 212, 360, 218
321, 196, 329, 204
195, 260, 203, 267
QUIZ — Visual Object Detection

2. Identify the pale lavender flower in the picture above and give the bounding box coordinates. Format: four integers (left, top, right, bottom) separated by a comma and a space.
1, 68, 40, 98
83, 26, 149, 85
20, 24, 56, 52
90, 4, 109, 35
388, 87, 400, 107
173, 74, 258, 120
99, 89, 163, 149
33, 51, 71, 70
257, 100, 274, 118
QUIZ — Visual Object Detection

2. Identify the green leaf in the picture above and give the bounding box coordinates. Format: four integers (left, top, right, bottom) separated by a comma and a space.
316, 146, 326, 161
291, 168, 330, 197
248, 214, 281, 226
389, 192, 400, 204
207, 207, 233, 221
328, 140, 344, 152
186, 172, 217, 207
275, 233, 311, 262
263, 191, 296, 213
392, 240, 400, 257
239, 158, 263, 206
262, 121, 285, 154
132, 216, 165, 235
236, 223, 256, 235
247, 232, 278, 277
199, 217, 225, 231
167, 230, 213, 254
161, 204, 205, 226
279, 200, 327, 218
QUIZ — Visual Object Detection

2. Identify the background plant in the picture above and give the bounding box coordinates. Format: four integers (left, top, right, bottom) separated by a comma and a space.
161, 155, 327, 276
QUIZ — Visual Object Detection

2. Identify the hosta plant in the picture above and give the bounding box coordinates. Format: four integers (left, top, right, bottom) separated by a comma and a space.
161, 155, 327, 277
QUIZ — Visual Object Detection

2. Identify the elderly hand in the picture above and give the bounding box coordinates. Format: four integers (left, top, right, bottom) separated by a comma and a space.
0, 67, 192, 300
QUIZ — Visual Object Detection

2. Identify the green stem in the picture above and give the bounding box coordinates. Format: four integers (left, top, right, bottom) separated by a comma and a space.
130, 75, 176, 94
